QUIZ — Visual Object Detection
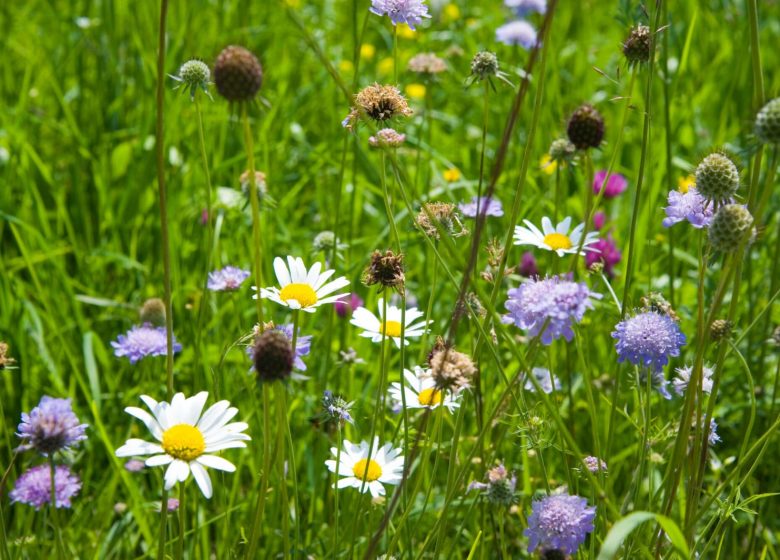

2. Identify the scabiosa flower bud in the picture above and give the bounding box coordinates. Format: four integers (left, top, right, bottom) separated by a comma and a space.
612, 311, 686, 372
416, 202, 469, 239
313, 390, 355, 432
710, 319, 733, 342
170, 59, 211, 100
585, 234, 622, 278
567, 104, 605, 150
622, 25, 651, 66
548, 138, 577, 165
754, 97, 780, 144
429, 346, 477, 392
213, 45, 263, 102
524, 492, 596, 555
140, 298, 166, 327
313, 231, 337, 253
640, 292, 679, 322
518, 251, 538, 277
708, 204, 754, 252
468, 464, 517, 506
10, 465, 81, 510
252, 329, 294, 383
470, 51, 499, 81
343, 83, 413, 130
369, 128, 407, 148
362, 250, 405, 292
17, 396, 87, 455
408, 52, 447, 75
582, 455, 607, 474
695, 152, 740, 207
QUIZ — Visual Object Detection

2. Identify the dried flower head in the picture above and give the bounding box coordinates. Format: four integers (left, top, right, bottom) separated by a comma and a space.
252, 329, 294, 383
213, 45, 263, 102
622, 25, 651, 66
549, 138, 577, 165
416, 202, 469, 239
567, 104, 605, 150
369, 128, 407, 148
0, 341, 15, 369
140, 298, 166, 327
710, 319, 733, 342
429, 346, 477, 392
240, 169, 268, 198
343, 83, 413, 131
408, 52, 447, 74
468, 463, 517, 506
362, 250, 405, 292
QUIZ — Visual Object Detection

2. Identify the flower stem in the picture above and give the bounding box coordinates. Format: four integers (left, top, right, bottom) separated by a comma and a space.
156, 485, 169, 560
175, 482, 185, 560
245, 385, 272, 559
242, 104, 265, 325
49, 457, 64, 560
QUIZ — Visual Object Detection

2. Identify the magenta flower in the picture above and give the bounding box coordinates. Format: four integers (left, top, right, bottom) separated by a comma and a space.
585, 234, 622, 277
518, 251, 538, 278
593, 170, 627, 199
593, 211, 606, 231
334, 293, 364, 319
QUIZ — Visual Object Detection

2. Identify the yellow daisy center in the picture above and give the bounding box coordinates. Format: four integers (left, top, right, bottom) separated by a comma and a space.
380, 320, 403, 338
161, 424, 205, 462
279, 283, 318, 308
543, 233, 572, 250
417, 388, 442, 407
352, 458, 383, 482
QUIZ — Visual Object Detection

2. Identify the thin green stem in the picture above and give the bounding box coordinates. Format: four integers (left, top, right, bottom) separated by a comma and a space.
157, 485, 169, 560
245, 385, 272, 559
49, 457, 64, 560
242, 105, 265, 325
175, 482, 185, 560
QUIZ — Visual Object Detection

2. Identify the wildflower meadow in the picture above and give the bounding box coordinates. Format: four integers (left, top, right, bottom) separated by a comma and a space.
3, 0, 780, 558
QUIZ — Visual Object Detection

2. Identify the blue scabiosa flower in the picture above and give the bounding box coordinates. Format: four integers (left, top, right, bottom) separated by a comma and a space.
612, 311, 686, 372
10, 464, 82, 510
458, 196, 504, 218
502, 275, 601, 345
524, 492, 596, 555
641, 370, 673, 400
707, 419, 721, 446
662, 187, 724, 229
582, 455, 607, 474
524, 367, 559, 394
369, 0, 430, 30
207, 266, 250, 291
496, 20, 537, 48
111, 324, 182, 364
505, 0, 546, 16
17, 396, 87, 455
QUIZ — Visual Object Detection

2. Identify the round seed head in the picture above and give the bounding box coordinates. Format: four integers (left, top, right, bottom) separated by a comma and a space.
622, 25, 651, 66
213, 45, 263, 102
695, 152, 739, 205
470, 51, 499, 80
567, 104, 605, 150
708, 204, 754, 252
252, 330, 294, 383
179, 60, 210, 88
549, 138, 577, 164
754, 97, 780, 144
139, 298, 166, 327
709, 319, 733, 342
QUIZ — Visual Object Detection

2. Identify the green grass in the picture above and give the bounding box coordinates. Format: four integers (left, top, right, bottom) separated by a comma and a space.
1, 0, 780, 558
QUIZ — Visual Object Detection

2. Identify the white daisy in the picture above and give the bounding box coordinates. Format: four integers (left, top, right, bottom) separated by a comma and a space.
254, 256, 350, 313
115, 392, 250, 499
388, 366, 461, 412
513, 216, 599, 256
324, 437, 404, 499
350, 298, 429, 348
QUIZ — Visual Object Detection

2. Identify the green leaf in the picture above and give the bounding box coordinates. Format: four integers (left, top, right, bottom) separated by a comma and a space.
110, 140, 134, 180
597, 511, 690, 560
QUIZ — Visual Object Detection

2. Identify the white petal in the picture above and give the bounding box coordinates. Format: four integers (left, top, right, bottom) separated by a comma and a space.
164, 460, 189, 490
312, 268, 335, 290
145, 454, 174, 467
557, 216, 573, 234
183, 392, 209, 425
306, 261, 322, 286
196, 401, 232, 433
274, 257, 291, 286
116, 439, 163, 457
125, 407, 163, 440
196, 455, 236, 472
541, 216, 554, 234
190, 462, 213, 499
350, 307, 381, 331
316, 276, 350, 298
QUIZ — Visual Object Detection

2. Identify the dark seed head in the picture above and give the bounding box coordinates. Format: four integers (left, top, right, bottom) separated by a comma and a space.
622, 25, 651, 66
213, 45, 263, 102
252, 330, 293, 383
566, 104, 605, 150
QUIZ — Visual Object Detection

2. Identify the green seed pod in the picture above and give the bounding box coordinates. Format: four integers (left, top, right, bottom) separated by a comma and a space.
754, 97, 780, 144
695, 152, 740, 206
708, 204, 754, 252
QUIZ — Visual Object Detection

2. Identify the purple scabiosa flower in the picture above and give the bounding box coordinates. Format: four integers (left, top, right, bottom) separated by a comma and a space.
612, 311, 686, 372
322, 390, 355, 425
111, 324, 182, 364
585, 234, 622, 278
707, 419, 721, 446
124, 459, 146, 472
17, 396, 87, 455
593, 211, 607, 231
672, 364, 714, 397
10, 465, 81, 510
593, 170, 628, 199
369, 0, 430, 30
458, 196, 504, 218
525, 492, 596, 555
468, 464, 517, 506
505, 0, 546, 17
207, 266, 251, 291
641, 369, 673, 399
335, 293, 364, 319
524, 367, 559, 394
502, 275, 601, 345
583, 455, 607, 473
518, 251, 538, 278
496, 20, 537, 48
662, 187, 722, 229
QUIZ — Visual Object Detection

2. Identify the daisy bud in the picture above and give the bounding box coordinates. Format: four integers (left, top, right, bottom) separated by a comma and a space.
140, 298, 166, 327
622, 25, 651, 66
695, 152, 740, 206
709, 319, 733, 342
362, 250, 405, 292
213, 45, 263, 103
566, 104, 605, 150
252, 330, 294, 383
754, 97, 780, 145
708, 204, 754, 252
470, 51, 499, 80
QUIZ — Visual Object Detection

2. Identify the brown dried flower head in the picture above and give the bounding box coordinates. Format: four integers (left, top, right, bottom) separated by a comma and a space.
416, 202, 469, 239
362, 250, 405, 292
0, 341, 15, 369
408, 52, 447, 75
343, 83, 413, 130
429, 345, 477, 392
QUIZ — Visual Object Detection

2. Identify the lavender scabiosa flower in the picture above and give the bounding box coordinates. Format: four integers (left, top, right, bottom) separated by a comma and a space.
505, 0, 546, 16
17, 396, 87, 455
10, 465, 82, 510
321, 390, 355, 426
495, 20, 537, 48
369, 0, 430, 30
582, 456, 607, 473
124, 459, 146, 472
593, 170, 627, 199
111, 324, 182, 364
707, 419, 721, 446
524, 367, 559, 394
468, 464, 517, 506
662, 187, 723, 229
672, 364, 714, 397
458, 196, 504, 218
207, 266, 251, 291
524, 492, 596, 555
585, 234, 622, 278
612, 311, 686, 372
502, 275, 601, 345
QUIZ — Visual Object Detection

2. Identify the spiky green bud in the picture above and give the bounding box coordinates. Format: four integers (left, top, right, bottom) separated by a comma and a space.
140, 298, 166, 327
708, 204, 754, 252
695, 153, 739, 206
755, 97, 780, 144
